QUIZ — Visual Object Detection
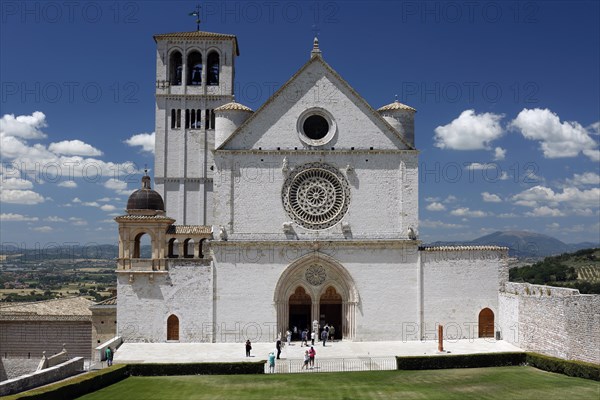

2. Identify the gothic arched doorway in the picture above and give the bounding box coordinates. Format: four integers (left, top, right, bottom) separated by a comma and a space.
478, 308, 494, 338
289, 286, 312, 334
320, 286, 342, 339
167, 314, 179, 341
274, 253, 359, 341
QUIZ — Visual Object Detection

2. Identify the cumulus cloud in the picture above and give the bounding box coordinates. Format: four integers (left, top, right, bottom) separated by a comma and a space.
100, 204, 117, 212
509, 108, 598, 160
58, 181, 77, 188
104, 178, 127, 191
493, 147, 506, 161
48, 140, 103, 156
482, 192, 502, 202
0, 213, 39, 222
1, 189, 45, 204
450, 207, 488, 218
69, 217, 87, 226
420, 219, 465, 229
0, 177, 33, 190
124, 132, 155, 153
44, 216, 66, 222
525, 206, 565, 217
565, 172, 600, 188
434, 110, 504, 150
0, 112, 138, 183
582, 149, 600, 162
512, 185, 600, 209
31, 226, 53, 232
426, 202, 446, 211
0, 111, 47, 139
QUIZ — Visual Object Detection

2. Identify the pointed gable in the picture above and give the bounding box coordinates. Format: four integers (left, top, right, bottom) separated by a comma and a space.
217, 55, 414, 151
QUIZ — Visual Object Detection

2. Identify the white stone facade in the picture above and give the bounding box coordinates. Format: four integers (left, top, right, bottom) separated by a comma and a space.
116, 31, 509, 346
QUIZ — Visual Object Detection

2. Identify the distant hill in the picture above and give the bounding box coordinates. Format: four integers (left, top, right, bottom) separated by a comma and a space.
428, 231, 598, 259
0, 244, 150, 260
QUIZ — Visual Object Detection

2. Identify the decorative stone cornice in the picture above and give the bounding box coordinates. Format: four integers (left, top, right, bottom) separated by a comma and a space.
419, 245, 509, 252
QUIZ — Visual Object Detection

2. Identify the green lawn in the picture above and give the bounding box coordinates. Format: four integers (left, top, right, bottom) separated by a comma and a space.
77, 367, 599, 400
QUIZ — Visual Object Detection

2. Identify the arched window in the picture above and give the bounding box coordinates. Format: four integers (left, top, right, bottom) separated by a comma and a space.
169, 51, 182, 86
478, 308, 495, 338
168, 238, 178, 258
207, 52, 219, 86
187, 51, 202, 86
167, 314, 179, 341
183, 238, 194, 258
133, 232, 151, 258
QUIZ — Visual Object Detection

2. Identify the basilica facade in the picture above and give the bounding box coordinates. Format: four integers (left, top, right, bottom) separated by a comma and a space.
115, 29, 507, 343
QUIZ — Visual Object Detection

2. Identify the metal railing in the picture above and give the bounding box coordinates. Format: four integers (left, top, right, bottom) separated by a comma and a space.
265, 356, 397, 374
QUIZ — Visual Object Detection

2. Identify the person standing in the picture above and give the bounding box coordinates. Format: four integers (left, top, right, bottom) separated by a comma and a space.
105, 347, 113, 367
308, 346, 316, 368
268, 352, 276, 373
245, 339, 252, 357
311, 330, 316, 346
321, 329, 328, 346
329, 325, 335, 341
276, 337, 282, 359
286, 330, 292, 346
301, 350, 310, 370
301, 329, 308, 347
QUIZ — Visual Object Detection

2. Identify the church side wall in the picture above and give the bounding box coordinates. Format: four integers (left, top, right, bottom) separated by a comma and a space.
117, 263, 213, 343
421, 249, 506, 340
499, 282, 600, 364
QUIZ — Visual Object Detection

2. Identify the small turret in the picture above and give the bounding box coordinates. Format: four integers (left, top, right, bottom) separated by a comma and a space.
377, 100, 416, 148
214, 101, 254, 148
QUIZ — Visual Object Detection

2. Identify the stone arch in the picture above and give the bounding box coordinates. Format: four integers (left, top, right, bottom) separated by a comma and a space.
168, 49, 183, 85
207, 50, 220, 86
132, 231, 153, 259
274, 252, 358, 340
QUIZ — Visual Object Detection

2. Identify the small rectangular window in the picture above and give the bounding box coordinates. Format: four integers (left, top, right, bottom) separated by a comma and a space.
185, 109, 190, 129
176, 109, 181, 128
170, 109, 175, 129
205, 109, 209, 130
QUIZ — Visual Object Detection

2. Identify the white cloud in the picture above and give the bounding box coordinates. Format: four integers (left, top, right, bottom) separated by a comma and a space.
450, 207, 488, 218
1, 189, 45, 204
497, 213, 518, 218
124, 132, 155, 153
48, 140, 103, 156
588, 121, 600, 135
482, 192, 502, 202
0, 213, 39, 222
0, 111, 47, 139
426, 202, 446, 211
97, 197, 112, 202
499, 171, 510, 181
0, 177, 33, 190
420, 219, 465, 229
525, 206, 565, 217
465, 162, 488, 170
512, 185, 600, 209
69, 217, 87, 226
510, 108, 598, 160
425, 197, 440, 202
31, 226, 53, 233
546, 222, 560, 230
493, 147, 506, 161
82, 201, 100, 207
582, 149, 600, 162
72, 197, 82, 203
566, 172, 600, 187
434, 110, 504, 150
443, 195, 457, 203
44, 216, 66, 222
100, 204, 117, 212
58, 181, 77, 188
104, 178, 127, 191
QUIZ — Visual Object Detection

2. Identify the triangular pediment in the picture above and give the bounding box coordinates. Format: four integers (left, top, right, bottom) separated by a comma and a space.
217, 56, 413, 151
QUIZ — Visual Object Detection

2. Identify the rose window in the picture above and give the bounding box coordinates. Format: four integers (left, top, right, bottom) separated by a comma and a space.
305, 264, 327, 286
282, 163, 350, 230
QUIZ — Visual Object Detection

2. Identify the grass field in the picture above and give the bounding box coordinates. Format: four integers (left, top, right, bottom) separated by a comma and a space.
76, 367, 599, 400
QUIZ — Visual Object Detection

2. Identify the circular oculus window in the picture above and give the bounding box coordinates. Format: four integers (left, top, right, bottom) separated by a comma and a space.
297, 109, 336, 146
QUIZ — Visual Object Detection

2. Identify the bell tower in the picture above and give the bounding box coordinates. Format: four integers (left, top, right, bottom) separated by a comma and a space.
153, 29, 239, 226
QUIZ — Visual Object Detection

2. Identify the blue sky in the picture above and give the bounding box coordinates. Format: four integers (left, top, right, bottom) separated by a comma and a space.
1, 1, 599, 248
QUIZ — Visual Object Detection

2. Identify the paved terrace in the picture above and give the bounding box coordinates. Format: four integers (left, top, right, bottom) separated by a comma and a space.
113, 339, 523, 364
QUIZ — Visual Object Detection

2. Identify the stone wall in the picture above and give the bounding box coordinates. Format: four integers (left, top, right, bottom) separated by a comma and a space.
499, 282, 600, 364
0, 321, 92, 359
0, 357, 84, 396
0, 358, 40, 381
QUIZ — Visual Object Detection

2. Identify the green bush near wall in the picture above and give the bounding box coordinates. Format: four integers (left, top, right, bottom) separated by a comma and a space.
526, 353, 600, 381
396, 352, 526, 370
128, 361, 266, 376
3, 365, 129, 400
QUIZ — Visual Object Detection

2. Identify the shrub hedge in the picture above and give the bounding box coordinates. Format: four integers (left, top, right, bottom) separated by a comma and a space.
128, 361, 266, 376
526, 353, 600, 381
3, 364, 129, 400
396, 352, 527, 370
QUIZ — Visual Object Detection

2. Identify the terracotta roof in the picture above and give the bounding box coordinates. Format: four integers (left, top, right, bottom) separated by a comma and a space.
153, 31, 240, 56
377, 100, 416, 112
0, 297, 93, 321
420, 246, 509, 251
90, 297, 117, 307
167, 225, 212, 235
214, 101, 253, 112
115, 215, 175, 222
